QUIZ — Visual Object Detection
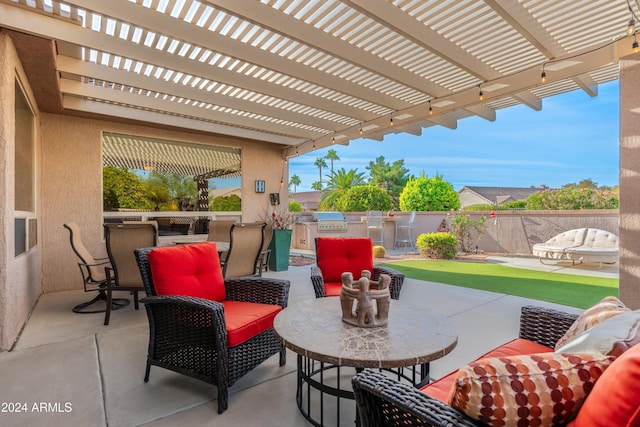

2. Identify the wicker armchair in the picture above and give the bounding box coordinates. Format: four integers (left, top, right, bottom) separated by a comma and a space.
352, 306, 580, 427
134, 242, 290, 414
311, 237, 405, 299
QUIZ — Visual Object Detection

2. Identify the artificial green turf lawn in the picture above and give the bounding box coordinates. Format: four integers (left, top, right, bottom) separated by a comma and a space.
380, 260, 618, 309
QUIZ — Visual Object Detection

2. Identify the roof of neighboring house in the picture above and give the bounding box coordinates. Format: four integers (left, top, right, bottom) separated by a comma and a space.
458, 186, 547, 205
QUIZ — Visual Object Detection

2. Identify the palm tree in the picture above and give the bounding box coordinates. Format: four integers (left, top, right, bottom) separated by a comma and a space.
314, 157, 328, 185
320, 168, 366, 210
325, 149, 340, 177
311, 181, 323, 191
289, 174, 301, 193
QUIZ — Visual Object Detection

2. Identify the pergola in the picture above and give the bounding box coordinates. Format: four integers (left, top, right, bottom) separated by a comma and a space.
0, 0, 635, 158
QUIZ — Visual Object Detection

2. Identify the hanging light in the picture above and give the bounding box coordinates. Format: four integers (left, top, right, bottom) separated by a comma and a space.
478, 85, 484, 101
629, 18, 636, 35
428, 100, 433, 116
359, 127, 363, 135
390, 115, 394, 126
541, 63, 546, 83
332, 136, 335, 144
634, 34, 639, 53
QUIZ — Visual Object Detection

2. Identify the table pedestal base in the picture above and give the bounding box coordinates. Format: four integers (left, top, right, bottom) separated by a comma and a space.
296, 354, 430, 427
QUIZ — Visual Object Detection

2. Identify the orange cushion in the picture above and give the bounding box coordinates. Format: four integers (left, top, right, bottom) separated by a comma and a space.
421, 338, 553, 402
569, 343, 640, 427
148, 242, 226, 301
323, 282, 343, 297
222, 300, 282, 347
316, 238, 374, 283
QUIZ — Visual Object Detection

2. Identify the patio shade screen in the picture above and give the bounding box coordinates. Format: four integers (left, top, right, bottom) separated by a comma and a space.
102, 132, 241, 179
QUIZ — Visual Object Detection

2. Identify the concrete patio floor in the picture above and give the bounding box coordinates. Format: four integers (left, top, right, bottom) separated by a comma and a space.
0, 254, 616, 427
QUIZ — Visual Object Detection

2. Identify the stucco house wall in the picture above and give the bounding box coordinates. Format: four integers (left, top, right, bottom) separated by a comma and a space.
40, 115, 288, 294
0, 33, 43, 351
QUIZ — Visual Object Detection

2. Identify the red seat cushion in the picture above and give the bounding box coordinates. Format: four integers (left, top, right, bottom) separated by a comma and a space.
222, 300, 282, 347
420, 338, 553, 402
323, 282, 343, 297
148, 242, 226, 301
316, 238, 374, 286
567, 342, 640, 427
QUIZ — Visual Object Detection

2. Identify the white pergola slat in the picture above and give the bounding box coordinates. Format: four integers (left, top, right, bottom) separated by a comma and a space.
0, 0, 636, 158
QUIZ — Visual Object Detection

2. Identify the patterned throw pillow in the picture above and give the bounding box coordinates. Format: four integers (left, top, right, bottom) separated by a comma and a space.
555, 296, 629, 350
449, 352, 616, 427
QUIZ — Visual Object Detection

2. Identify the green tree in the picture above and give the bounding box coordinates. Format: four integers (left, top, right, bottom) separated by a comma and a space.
525, 187, 619, 210
147, 172, 198, 210
102, 166, 148, 210
366, 156, 411, 205
289, 199, 302, 212
325, 149, 340, 176
209, 194, 241, 211
311, 181, 323, 191
314, 157, 328, 185
142, 177, 171, 211
335, 185, 393, 212
320, 168, 366, 211
289, 174, 301, 193
399, 173, 460, 211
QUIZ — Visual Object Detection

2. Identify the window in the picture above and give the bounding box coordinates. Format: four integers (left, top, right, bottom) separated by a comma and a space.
14, 79, 36, 256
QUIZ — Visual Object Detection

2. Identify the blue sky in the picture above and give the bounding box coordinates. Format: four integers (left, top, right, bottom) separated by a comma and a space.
287, 80, 620, 192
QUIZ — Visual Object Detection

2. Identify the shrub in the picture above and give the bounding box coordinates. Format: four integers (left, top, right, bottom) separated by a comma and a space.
449, 211, 486, 253
334, 185, 393, 212
289, 199, 302, 212
399, 173, 460, 212
416, 232, 457, 259
372, 245, 386, 258
525, 187, 619, 210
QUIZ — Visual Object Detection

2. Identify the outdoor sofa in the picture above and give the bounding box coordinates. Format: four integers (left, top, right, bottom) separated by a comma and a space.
352, 296, 640, 427
532, 228, 618, 264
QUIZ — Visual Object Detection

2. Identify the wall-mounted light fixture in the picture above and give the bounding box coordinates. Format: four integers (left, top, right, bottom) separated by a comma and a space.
255, 180, 265, 193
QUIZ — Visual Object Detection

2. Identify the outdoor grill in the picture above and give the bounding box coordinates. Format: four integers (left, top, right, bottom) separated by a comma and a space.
313, 212, 348, 233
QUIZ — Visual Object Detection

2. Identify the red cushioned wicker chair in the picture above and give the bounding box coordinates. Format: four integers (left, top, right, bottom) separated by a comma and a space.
310, 237, 405, 299
134, 242, 290, 414
351, 306, 580, 427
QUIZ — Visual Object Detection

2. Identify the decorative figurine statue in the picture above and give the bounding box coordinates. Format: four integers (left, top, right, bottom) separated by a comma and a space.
340, 270, 391, 327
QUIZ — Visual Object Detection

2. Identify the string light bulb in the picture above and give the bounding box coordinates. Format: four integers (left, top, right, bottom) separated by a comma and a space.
629, 18, 636, 35
390, 115, 394, 126
359, 127, 363, 135
332, 136, 335, 144
541, 63, 546, 83
634, 34, 639, 53
428, 100, 433, 116
478, 86, 484, 101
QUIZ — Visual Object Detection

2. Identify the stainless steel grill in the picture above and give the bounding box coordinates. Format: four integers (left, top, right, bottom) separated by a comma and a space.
313, 212, 348, 233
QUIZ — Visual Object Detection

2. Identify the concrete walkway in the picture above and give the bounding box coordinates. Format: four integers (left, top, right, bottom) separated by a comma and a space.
0, 255, 614, 427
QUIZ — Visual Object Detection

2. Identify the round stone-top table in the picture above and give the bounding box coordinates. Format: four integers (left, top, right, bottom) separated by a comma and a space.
273, 298, 458, 426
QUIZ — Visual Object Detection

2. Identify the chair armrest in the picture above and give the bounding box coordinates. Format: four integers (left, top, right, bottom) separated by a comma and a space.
140, 295, 228, 358
352, 370, 483, 427
225, 277, 290, 308
519, 305, 579, 348
373, 266, 405, 300
310, 266, 325, 298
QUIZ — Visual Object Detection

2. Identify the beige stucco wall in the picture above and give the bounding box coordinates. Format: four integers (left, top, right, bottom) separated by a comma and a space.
41, 115, 288, 294
619, 53, 640, 309
0, 33, 42, 351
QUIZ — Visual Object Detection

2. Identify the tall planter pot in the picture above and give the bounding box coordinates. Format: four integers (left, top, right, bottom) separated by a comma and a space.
268, 229, 292, 271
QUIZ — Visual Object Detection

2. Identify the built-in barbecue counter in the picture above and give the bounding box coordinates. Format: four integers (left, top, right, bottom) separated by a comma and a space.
292, 212, 399, 250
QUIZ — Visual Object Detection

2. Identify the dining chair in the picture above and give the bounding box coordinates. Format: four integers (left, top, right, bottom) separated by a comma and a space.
223, 222, 265, 278
366, 210, 384, 246
103, 223, 157, 325
394, 211, 416, 252
64, 222, 129, 314
255, 222, 273, 276
207, 219, 236, 264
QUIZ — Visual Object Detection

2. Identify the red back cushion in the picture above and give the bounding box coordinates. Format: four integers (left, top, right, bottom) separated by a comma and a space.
316, 238, 374, 282
148, 242, 225, 301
